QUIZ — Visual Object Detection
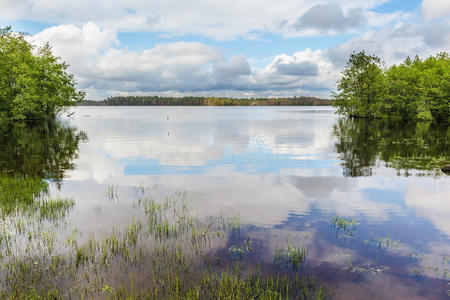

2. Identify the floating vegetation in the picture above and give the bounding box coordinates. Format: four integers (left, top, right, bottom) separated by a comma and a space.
347, 263, 390, 275
228, 245, 245, 259
106, 184, 119, 202
344, 255, 389, 276
244, 236, 254, 252
332, 216, 358, 239
364, 234, 400, 249
274, 244, 307, 271
413, 267, 424, 278
228, 237, 254, 260
333, 216, 358, 232
427, 256, 450, 281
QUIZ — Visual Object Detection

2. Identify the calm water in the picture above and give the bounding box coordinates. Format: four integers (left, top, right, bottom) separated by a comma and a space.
4, 106, 450, 298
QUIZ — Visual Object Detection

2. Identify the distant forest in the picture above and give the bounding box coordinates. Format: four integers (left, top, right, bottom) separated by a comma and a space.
79, 96, 332, 106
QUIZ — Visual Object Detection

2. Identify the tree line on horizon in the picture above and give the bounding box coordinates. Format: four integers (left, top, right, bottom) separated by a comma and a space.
79, 96, 332, 106
333, 51, 449, 122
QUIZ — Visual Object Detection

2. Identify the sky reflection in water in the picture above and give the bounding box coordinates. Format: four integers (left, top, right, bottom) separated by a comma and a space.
52, 106, 449, 299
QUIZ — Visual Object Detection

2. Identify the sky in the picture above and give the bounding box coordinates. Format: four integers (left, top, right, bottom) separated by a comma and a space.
1, 0, 449, 99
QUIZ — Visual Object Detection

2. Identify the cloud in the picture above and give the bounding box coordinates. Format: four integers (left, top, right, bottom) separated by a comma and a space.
422, 0, 450, 20
213, 55, 251, 79
275, 60, 318, 76
404, 180, 450, 236
28, 23, 340, 98
30, 22, 118, 89
1, 0, 407, 40
293, 4, 366, 33
422, 22, 450, 47
25, 6, 448, 99
259, 48, 338, 90
326, 21, 450, 68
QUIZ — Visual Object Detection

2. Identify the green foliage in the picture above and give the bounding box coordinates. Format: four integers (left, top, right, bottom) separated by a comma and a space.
333, 51, 386, 118
0, 174, 48, 214
334, 51, 449, 122
0, 26, 85, 120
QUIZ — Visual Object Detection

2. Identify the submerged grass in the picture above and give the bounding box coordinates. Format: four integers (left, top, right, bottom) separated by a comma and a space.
333, 217, 357, 234
274, 244, 307, 271
0, 190, 327, 299
0, 174, 48, 214
363, 234, 400, 249
38, 198, 75, 221
106, 184, 119, 202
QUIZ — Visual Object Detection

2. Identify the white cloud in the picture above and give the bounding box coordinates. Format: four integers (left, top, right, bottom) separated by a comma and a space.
326, 21, 450, 68
257, 48, 339, 92
405, 180, 450, 236
21, 3, 449, 99
28, 23, 337, 99
422, 0, 450, 20
30, 22, 118, 88
2, 0, 405, 40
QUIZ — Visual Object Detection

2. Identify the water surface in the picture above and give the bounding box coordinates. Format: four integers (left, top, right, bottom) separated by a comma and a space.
5, 106, 450, 298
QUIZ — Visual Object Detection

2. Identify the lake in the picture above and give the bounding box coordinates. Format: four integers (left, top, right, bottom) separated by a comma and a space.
1, 106, 449, 298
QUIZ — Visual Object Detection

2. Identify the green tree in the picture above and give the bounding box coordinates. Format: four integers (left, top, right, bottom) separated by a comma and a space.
385, 56, 429, 120
335, 51, 449, 122
0, 26, 84, 120
333, 51, 386, 118
385, 53, 450, 121
421, 53, 450, 122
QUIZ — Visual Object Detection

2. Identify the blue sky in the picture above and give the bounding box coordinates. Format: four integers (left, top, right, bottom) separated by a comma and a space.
1, 0, 448, 99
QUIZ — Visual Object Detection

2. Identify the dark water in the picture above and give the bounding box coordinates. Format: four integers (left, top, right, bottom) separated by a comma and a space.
2, 106, 450, 299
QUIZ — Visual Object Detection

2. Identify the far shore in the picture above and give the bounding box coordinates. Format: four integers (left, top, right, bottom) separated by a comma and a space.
79, 96, 333, 106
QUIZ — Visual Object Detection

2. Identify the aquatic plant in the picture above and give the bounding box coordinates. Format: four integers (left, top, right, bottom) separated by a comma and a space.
106, 184, 119, 202
274, 244, 307, 271
38, 198, 75, 221
427, 256, 450, 281
0, 174, 48, 215
364, 234, 400, 249
332, 216, 358, 240
344, 255, 389, 276
333, 216, 358, 233
0, 191, 326, 299
228, 245, 245, 259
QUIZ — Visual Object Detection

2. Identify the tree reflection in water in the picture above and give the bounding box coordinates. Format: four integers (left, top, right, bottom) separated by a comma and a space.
333, 118, 450, 177
0, 119, 87, 213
